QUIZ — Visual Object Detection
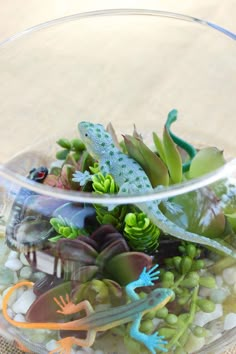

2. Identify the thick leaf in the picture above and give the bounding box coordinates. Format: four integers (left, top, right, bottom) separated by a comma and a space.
26, 281, 71, 322
163, 126, 182, 183
105, 252, 153, 285
188, 147, 225, 179
124, 135, 169, 187
152, 132, 166, 163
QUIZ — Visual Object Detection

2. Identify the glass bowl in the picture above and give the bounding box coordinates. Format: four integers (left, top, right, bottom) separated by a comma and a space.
0, 9, 236, 354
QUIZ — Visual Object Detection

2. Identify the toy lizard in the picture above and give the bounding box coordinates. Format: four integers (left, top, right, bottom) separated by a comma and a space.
73, 121, 236, 258
3, 265, 173, 353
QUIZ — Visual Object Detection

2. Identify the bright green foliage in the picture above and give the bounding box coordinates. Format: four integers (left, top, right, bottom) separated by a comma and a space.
49, 216, 86, 242
92, 173, 131, 230
92, 173, 119, 194
124, 212, 160, 253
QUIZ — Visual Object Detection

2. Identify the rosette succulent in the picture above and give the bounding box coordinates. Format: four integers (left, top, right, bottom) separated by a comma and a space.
124, 212, 160, 253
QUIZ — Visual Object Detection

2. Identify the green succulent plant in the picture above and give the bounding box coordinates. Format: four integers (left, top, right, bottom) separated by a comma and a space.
49, 215, 87, 242
91, 173, 132, 231
124, 212, 160, 253
56, 137, 85, 162
156, 242, 216, 352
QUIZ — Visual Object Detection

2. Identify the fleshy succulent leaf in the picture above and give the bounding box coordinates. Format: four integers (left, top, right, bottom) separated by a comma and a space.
188, 147, 225, 179
124, 134, 169, 187
152, 132, 167, 163
163, 125, 182, 184
105, 252, 153, 285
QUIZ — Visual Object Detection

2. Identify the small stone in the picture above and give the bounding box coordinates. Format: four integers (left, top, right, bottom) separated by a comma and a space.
14, 313, 26, 322
193, 304, 223, 327
20, 266, 32, 279
20, 253, 30, 266
184, 333, 205, 353
8, 251, 19, 259
46, 340, 59, 351
5, 258, 23, 271
224, 313, 236, 330
215, 275, 223, 287
0, 267, 15, 288
210, 288, 230, 304
222, 266, 236, 285
12, 289, 36, 314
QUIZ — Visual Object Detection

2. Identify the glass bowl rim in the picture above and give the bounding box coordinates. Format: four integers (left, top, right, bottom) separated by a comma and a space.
0, 8, 235, 204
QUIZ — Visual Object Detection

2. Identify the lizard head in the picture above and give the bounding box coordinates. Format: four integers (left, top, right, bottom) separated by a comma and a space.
78, 121, 114, 159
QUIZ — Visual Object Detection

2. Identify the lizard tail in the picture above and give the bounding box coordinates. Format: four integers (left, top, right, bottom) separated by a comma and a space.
2, 281, 76, 331
139, 202, 236, 259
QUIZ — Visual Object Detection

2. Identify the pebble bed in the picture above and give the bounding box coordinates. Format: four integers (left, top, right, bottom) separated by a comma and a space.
1, 233, 236, 354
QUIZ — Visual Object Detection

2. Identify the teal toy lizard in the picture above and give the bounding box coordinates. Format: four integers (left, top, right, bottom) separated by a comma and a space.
73, 121, 236, 259
3, 265, 173, 354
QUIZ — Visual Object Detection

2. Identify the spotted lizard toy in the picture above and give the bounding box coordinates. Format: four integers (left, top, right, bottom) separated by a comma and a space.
73, 121, 236, 259
3, 265, 173, 354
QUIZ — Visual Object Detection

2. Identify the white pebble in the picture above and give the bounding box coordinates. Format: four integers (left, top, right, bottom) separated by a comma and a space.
14, 313, 26, 322
20, 253, 30, 266
210, 288, 230, 304
5, 258, 23, 271
224, 313, 236, 330
193, 304, 223, 327
215, 275, 223, 287
46, 340, 59, 351
222, 266, 236, 285
20, 266, 32, 279
12, 289, 36, 314
8, 251, 19, 259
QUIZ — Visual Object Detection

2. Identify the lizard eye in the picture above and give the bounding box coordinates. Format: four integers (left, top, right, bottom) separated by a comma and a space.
85, 133, 88, 137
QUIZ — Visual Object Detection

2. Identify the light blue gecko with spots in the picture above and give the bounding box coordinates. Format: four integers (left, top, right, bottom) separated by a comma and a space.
73, 121, 236, 259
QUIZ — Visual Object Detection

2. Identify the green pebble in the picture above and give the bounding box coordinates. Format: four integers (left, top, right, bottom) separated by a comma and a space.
156, 306, 168, 319
166, 313, 178, 325
196, 298, 216, 313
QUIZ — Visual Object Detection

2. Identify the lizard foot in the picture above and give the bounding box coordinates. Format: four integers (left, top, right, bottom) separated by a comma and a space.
53, 294, 79, 315
143, 332, 168, 354
49, 337, 75, 354
72, 170, 91, 186
138, 264, 160, 287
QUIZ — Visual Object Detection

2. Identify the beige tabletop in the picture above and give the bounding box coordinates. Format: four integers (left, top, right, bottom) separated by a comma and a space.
0, 1, 235, 353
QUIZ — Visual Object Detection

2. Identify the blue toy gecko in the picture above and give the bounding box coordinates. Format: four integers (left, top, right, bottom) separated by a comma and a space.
73, 121, 236, 259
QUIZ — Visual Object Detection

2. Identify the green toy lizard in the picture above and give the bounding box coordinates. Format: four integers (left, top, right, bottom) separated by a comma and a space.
3, 265, 173, 353
73, 121, 236, 258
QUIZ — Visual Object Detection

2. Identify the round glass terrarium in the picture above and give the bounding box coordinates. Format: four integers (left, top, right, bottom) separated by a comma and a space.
0, 9, 236, 354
